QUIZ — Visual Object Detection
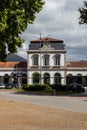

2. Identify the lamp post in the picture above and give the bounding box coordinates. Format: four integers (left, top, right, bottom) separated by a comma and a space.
11, 72, 14, 86
17, 72, 22, 88
40, 33, 42, 85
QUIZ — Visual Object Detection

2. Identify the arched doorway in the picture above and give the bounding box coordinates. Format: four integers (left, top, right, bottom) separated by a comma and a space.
54, 73, 61, 84
4, 74, 9, 84
66, 74, 73, 84
76, 74, 82, 84
43, 73, 50, 84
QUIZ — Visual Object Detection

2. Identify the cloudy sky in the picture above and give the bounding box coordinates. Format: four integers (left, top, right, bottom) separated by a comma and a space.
18, 0, 87, 61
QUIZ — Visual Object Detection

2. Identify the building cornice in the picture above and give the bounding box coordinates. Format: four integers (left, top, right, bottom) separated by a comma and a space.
0, 68, 27, 71
67, 67, 87, 71
27, 66, 67, 71
27, 50, 66, 54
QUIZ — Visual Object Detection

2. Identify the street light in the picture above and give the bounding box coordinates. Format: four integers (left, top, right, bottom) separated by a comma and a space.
11, 72, 14, 86
40, 33, 42, 85
17, 72, 22, 88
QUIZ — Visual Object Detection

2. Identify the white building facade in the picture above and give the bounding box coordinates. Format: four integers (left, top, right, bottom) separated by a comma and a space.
27, 37, 67, 85
27, 37, 87, 86
0, 37, 87, 87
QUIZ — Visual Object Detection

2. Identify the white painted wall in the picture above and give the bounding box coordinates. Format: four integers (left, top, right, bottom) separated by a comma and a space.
0, 71, 12, 76
27, 50, 66, 85
60, 54, 65, 66
28, 53, 65, 67
0, 69, 26, 76
67, 70, 87, 76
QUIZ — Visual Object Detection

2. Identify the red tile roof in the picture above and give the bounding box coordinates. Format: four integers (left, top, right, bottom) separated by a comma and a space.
31, 37, 63, 43
0, 61, 87, 68
67, 61, 87, 67
0, 62, 27, 68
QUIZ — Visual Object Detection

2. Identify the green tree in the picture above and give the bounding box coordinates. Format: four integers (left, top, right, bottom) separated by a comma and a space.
78, 1, 87, 25
0, 0, 45, 61
33, 72, 40, 84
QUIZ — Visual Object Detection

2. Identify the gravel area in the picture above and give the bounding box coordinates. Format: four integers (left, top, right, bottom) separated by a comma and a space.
0, 99, 87, 130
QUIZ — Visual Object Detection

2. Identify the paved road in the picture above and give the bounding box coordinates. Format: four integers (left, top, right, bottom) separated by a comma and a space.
0, 91, 87, 113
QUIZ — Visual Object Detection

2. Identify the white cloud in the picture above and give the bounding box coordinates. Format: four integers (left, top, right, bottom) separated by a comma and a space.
17, 48, 27, 59
19, 0, 87, 61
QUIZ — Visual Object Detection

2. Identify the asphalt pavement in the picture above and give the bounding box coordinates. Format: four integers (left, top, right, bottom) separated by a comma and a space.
0, 90, 87, 113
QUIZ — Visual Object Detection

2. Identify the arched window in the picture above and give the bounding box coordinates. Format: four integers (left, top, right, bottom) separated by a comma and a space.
32, 54, 39, 66
54, 73, 61, 84
77, 74, 82, 76
77, 74, 82, 84
54, 54, 60, 66
43, 54, 50, 66
4, 74, 9, 84
43, 73, 50, 84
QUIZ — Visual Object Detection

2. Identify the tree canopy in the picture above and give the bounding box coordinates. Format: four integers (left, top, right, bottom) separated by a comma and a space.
0, 0, 45, 61
78, 1, 87, 25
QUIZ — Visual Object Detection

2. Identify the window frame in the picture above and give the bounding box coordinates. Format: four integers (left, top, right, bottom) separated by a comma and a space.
32, 54, 39, 66
54, 54, 60, 66
43, 54, 50, 66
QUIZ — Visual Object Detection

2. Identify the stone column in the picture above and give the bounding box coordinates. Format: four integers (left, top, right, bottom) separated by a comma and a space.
82, 76, 86, 86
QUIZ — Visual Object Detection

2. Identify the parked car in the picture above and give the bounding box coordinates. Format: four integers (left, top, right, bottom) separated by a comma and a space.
75, 84, 85, 93
83, 86, 87, 92
5, 84, 13, 89
67, 84, 85, 93
0, 83, 5, 89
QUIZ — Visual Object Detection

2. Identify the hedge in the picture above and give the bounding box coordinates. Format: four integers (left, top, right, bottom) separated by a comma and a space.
22, 84, 52, 92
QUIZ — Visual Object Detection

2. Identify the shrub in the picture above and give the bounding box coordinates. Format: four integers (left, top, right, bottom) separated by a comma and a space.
44, 84, 53, 92
44, 86, 53, 92
50, 84, 67, 91
23, 83, 52, 92
33, 72, 40, 84
33, 83, 45, 91
23, 84, 44, 91
22, 84, 33, 91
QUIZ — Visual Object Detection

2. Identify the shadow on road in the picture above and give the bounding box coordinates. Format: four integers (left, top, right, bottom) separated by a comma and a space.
11, 91, 53, 96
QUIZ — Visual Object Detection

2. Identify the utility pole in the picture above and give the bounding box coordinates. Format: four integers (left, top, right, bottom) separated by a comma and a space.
40, 33, 42, 85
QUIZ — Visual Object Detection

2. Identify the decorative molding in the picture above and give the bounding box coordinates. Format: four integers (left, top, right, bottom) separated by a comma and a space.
52, 66, 60, 68
40, 44, 54, 51
67, 68, 87, 71
31, 66, 39, 68
42, 66, 50, 68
